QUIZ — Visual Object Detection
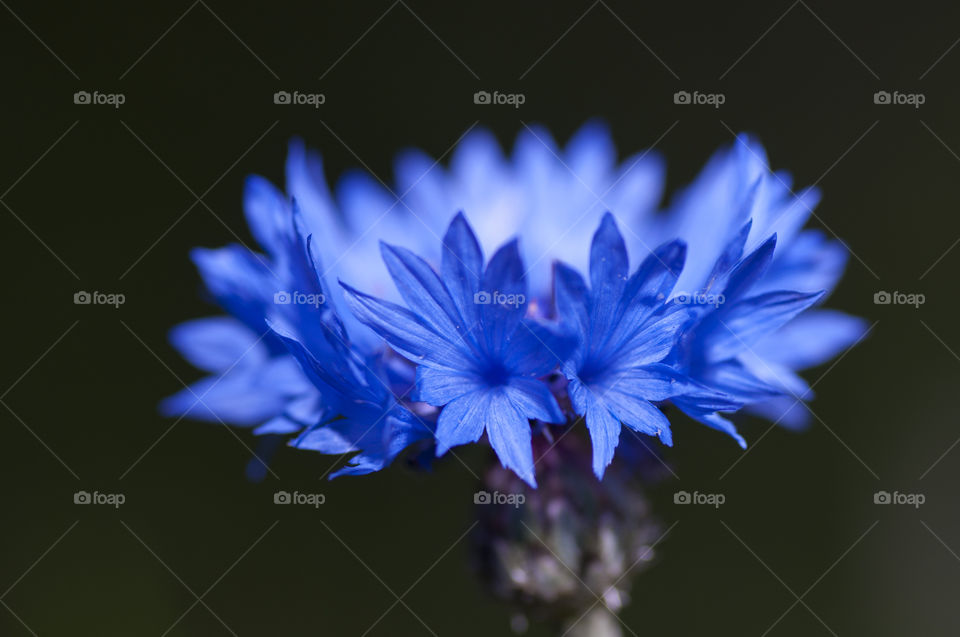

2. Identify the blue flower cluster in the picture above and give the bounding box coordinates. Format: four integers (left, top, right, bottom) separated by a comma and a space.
163, 122, 866, 486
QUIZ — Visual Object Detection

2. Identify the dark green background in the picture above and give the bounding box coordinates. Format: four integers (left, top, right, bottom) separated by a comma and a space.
2, 0, 958, 634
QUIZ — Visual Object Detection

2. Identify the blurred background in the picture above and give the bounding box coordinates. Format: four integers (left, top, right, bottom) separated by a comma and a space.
1, 0, 958, 634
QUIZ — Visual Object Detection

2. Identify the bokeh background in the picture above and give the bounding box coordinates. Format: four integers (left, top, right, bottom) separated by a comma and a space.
2, 0, 958, 634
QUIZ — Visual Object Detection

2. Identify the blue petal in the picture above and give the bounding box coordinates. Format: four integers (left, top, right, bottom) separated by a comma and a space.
340, 282, 472, 370
566, 120, 616, 192
254, 415, 304, 436
622, 239, 686, 311
721, 234, 777, 302
338, 170, 400, 236
604, 240, 687, 348
380, 241, 474, 349
755, 230, 849, 296
582, 388, 623, 478
298, 408, 433, 478
698, 360, 784, 402
268, 319, 372, 405
587, 215, 630, 342
613, 398, 672, 446
701, 220, 751, 294
190, 245, 275, 333
673, 395, 747, 448
416, 365, 484, 405
612, 307, 691, 367
285, 138, 339, 239
745, 396, 811, 431
435, 389, 491, 454
589, 213, 629, 310
169, 317, 266, 373
159, 359, 303, 426
479, 238, 527, 354
751, 310, 869, 370
554, 262, 590, 338
503, 320, 576, 378
704, 290, 825, 361
441, 212, 484, 326
603, 363, 692, 402
484, 390, 537, 487
243, 175, 287, 255
393, 148, 452, 230
504, 377, 564, 424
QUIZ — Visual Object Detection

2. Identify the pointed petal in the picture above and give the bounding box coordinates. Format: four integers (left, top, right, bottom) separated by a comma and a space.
590, 213, 629, 296
554, 262, 590, 338
441, 212, 484, 325
674, 396, 747, 448
503, 320, 576, 377
504, 377, 565, 423
721, 234, 777, 302
169, 317, 266, 373
480, 239, 527, 354
243, 175, 287, 254
416, 366, 484, 405
485, 391, 537, 487
380, 242, 474, 348
584, 391, 622, 479
435, 390, 491, 454
613, 398, 673, 446
705, 290, 824, 361
751, 310, 869, 370
589, 214, 629, 337
340, 282, 472, 370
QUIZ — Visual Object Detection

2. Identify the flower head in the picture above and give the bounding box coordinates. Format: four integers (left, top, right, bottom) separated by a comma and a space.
342, 213, 573, 486
554, 213, 694, 477
164, 122, 867, 485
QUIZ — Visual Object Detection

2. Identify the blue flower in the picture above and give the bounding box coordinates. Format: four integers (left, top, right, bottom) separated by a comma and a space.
668, 220, 864, 442
554, 213, 696, 477
164, 122, 866, 483
341, 213, 573, 486
163, 189, 432, 477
